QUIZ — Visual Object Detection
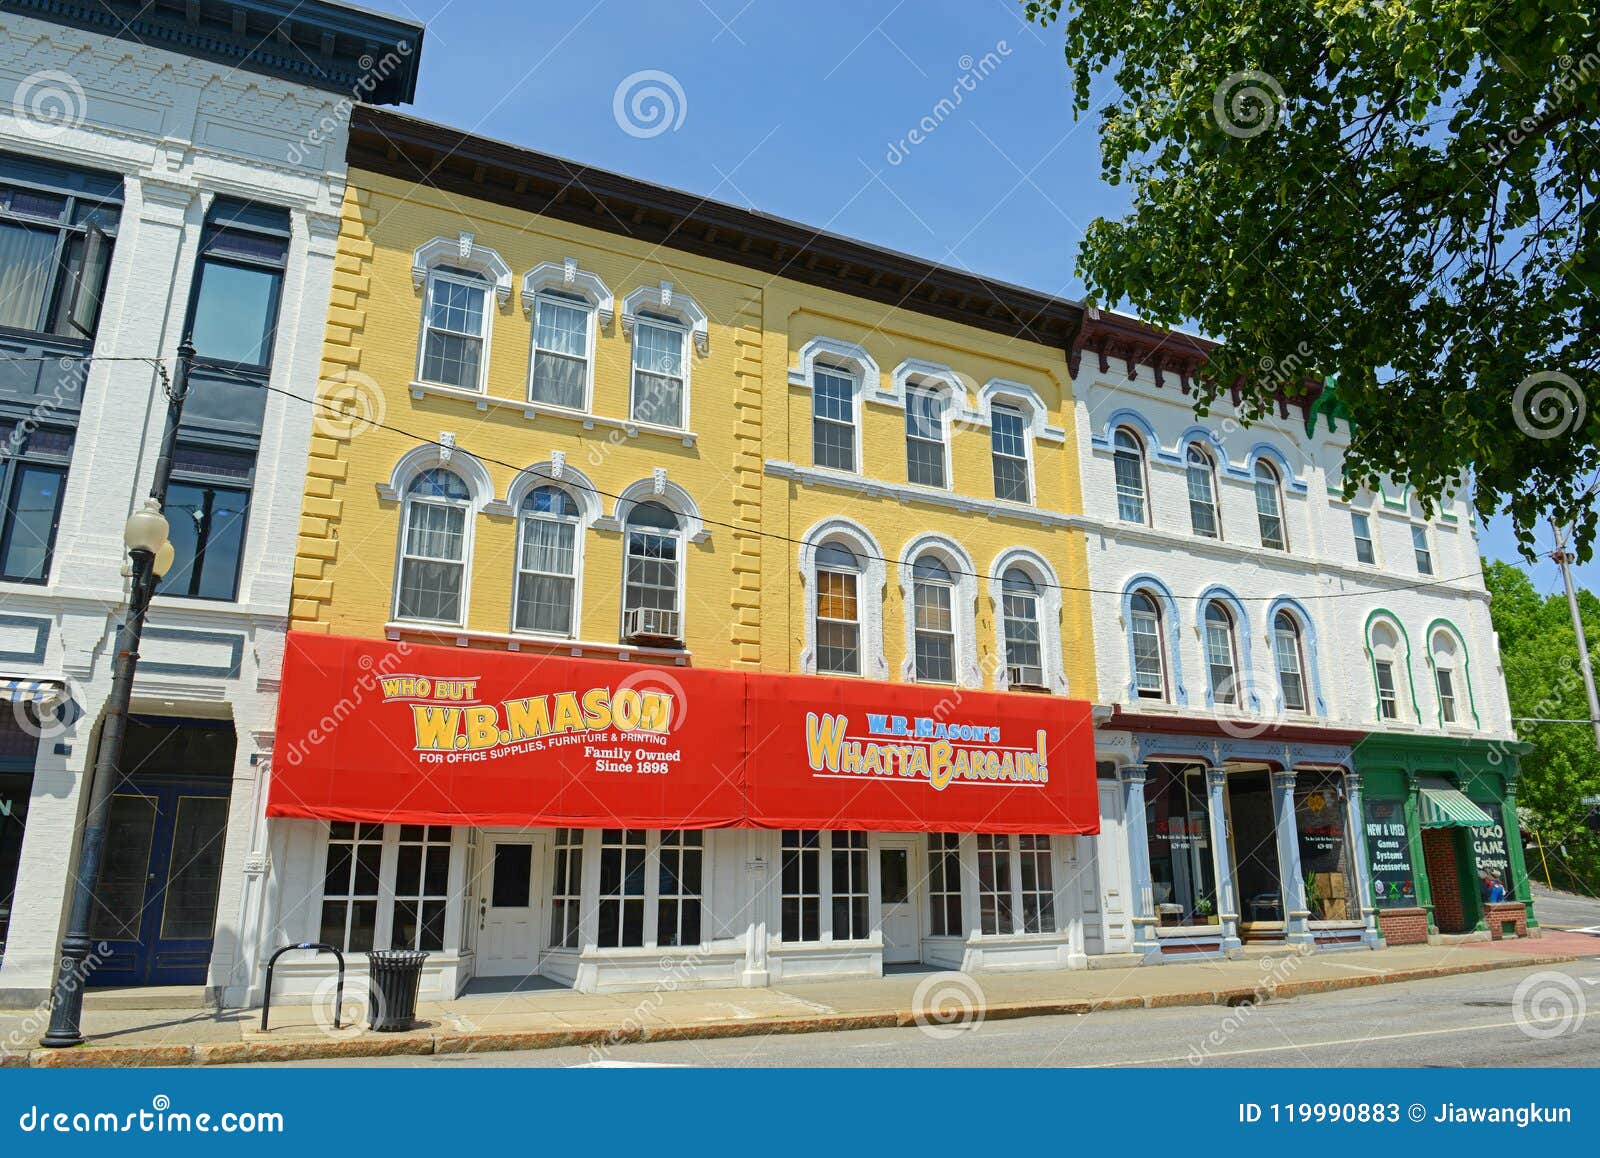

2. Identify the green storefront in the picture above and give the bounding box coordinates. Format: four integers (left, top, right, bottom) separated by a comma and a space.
1352, 733, 1536, 944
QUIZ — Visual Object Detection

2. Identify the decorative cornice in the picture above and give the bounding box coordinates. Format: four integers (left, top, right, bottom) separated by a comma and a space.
764, 460, 1073, 528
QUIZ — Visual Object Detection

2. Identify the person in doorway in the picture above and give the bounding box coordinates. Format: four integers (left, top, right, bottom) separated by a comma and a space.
1482, 874, 1506, 902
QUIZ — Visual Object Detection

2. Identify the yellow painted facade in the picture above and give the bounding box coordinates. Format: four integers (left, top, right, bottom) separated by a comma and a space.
293, 170, 1096, 700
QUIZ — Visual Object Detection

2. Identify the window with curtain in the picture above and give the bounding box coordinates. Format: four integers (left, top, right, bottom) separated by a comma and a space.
157, 442, 254, 601
0, 157, 121, 340
1130, 591, 1166, 699
991, 403, 1031, 502
529, 291, 591, 409
1274, 611, 1308, 712
814, 541, 861, 675
911, 555, 956, 683
1186, 445, 1219, 538
1254, 460, 1287, 549
514, 485, 580, 637
622, 501, 683, 641
630, 315, 686, 428
1001, 567, 1044, 688
1113, 428, 1147, 523
1204, 601, 1239, 705
0, 422, 72, 583
419, 267, 489, 390
812, 364, 857, 472
395, 467, 471, 624
905, 383, 947, 488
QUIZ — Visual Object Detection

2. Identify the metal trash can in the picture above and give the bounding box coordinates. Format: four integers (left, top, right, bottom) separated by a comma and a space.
366, 949, 428, 1032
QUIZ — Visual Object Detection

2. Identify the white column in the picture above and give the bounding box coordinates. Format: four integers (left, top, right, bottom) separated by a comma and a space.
1116, 763, 1162, 961
1205, 766, 1242, 956
1343, 770, 1382, 948
1272, 768, 1313, 944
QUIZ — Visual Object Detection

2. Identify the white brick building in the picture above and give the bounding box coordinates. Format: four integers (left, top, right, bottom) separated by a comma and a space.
0, 0, 420, 1009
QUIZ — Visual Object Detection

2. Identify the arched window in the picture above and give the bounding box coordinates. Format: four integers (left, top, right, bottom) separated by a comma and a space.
418, 267, 491, 391
395, 467, 472, 624
1273, 610, 1307, 712
1203, 601, 1239, 705
812, 360, 858, 472
814, 542, 862, 675
1186, 445, 1220, 538
1254, 460, 1287, 549
528, 291, 593, 410
1000, 567, 1044, 688
911, 555, 957, 683
1430, 629, 1461, 724
1370, 620, 1402, 720
1113, 427, 1148, 524
904, 381, 949, 488
514, 485, 581, 637
622, 501, 683, 643
1129, 590, 1166, 699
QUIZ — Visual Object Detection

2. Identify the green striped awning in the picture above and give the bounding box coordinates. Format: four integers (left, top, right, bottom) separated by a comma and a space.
1418, 780, 1494, 828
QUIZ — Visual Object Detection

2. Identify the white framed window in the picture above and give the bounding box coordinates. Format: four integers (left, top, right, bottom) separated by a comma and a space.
1352, 510, 1376, 564
814, 542, 862, 675
905, 382, 949, 488
622, 500, 683, 643
529, 291, 593, 410
418, 266, 491, 391
1375, 661, 1399, 719
830, 830, 869, 941
779, 829, 821, 943
1370, 620, 1404, 721
1204, 601, 1240, 705
319, 822, 383, 952
596, 828, 647, 948
1017, 835, 1057, 934
1254, 460, 1287, 549
927, 833, 963, 936
392, 824, 452, 951
1000, 567, 1045, 688
991, 402, 1032, 503
1412, 524, 1433, 574
1186, 445, 1220, 538
630, 314, 687, 428
549, 827, 583, 949
977, 834, 1056, 935
1113, 427, 1148, 523
1130, 590, 1167, 700
1430, 629, 1465, 725
911, 555, 957, 683
1274, 611, 1308, 713
812, 363, 858, 472
395, 467, 472, 625
778, 830, 870, 943
589, 829, 703, 950
656, 830, 704, 947
976, 834, 1012, 935
319, 823, 456, 954
514, 485, 582, 637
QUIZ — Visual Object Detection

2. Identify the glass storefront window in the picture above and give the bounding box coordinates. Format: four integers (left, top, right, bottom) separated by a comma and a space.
1470, 802, 1511, 902
1363, 799, 1418, 909
1145, 763, 1218, 926
1295, 773, 1357, 921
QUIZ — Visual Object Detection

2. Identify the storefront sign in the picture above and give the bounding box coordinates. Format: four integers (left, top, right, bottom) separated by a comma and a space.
269, 633, 1099, 833
1471, 802, 1510, 896
1363, 799, 1416, 909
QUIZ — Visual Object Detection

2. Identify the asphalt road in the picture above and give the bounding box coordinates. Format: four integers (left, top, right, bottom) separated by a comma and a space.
243, 955, 1600, 1068
1530, 883, 1600, 931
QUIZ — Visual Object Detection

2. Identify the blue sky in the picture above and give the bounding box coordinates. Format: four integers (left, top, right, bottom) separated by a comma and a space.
360, 0, 1590, 598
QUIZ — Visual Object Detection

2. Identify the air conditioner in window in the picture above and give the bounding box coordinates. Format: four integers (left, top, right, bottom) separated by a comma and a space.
1006, 667, 1050, 692
623, 606, 682, 645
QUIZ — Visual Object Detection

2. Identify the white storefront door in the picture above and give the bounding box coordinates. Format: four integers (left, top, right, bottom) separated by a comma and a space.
878, 838, 921, 964
477, 833, 548, 977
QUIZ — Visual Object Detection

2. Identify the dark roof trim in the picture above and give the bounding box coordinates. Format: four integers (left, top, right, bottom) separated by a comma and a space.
2, 0, 423, 105
350, 106, 1086, 349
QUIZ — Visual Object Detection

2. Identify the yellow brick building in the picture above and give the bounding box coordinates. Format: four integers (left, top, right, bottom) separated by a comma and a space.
264, 108, 1107, 998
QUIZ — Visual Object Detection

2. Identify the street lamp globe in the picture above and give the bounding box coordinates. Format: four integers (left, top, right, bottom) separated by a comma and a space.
124, 498, 169, 556
153, 538, 176, 578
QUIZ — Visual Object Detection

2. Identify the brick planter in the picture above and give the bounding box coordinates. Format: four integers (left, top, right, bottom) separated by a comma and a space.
1376, 907, 1430, 946
1483, 901, 1528, 939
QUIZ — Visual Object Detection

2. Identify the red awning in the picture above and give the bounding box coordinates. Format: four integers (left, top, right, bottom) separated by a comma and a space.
269, 633, 1099, 835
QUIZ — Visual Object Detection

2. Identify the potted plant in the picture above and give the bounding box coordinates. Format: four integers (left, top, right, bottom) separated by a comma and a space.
1304, 871, 1323, 921
1195, 897, 1217, 924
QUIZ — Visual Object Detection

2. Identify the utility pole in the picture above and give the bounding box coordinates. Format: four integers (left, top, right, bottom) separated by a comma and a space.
1550, 521, 1600, 756
41, 340, 192, 1048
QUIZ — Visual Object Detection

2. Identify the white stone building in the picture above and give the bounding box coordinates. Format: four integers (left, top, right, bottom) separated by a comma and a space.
0, 0, 420, 1009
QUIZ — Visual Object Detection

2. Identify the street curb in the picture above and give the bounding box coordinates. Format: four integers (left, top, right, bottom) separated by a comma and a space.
5, 952, 1578, 1068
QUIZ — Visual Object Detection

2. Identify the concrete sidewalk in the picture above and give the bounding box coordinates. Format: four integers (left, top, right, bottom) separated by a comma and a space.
1, 942, 1581, 1068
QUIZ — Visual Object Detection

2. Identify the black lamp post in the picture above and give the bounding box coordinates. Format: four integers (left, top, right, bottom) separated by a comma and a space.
41, 340, 192, 1048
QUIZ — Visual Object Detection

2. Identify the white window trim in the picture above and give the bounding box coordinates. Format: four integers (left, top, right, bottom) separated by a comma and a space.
1112, 427, 1151, 526
510, 481, 590, 641
790, 337, 885, 399
619, 281, 706, 431
799, 517, 889, 679
607, 476, 704, 643
1254, 460, 1289, 549
520, 257, 614, 323
810, 359, 864, 475
1351, 507, 1378, 565
416, 266, 495, 393
383, 447, 494, 628
315, 823, 467, 955
626, 312, 690, 431
411, 234, 511, 393
1186, 443, 1222, 539
899, 533, 980, 688
526, 291, 597, 413
988, 548, 1069, 694
1412, 523, 1434, 573
901, 375, 957, 491
772, 829, 874, 947
568, 828, 710, 952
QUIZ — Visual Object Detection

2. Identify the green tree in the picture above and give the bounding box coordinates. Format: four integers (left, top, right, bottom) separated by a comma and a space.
1023, 1, 1599, 557
1482, 559, 1600, 893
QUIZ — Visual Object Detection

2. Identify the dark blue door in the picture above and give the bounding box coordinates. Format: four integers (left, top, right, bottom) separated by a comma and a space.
88, 719, 234, 987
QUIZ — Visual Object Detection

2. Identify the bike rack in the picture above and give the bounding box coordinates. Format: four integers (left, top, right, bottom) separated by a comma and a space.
260, 942, 345, 1033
